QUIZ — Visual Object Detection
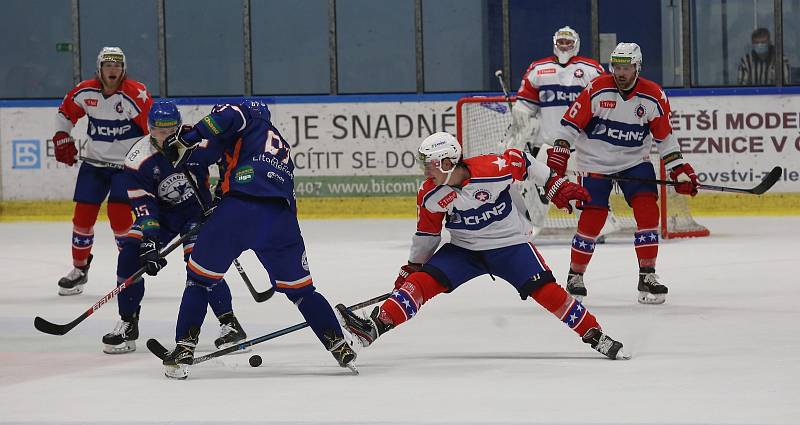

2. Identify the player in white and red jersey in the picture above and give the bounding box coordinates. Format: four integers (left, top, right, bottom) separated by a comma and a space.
507, 26, 612, 232
53, 47, 153, 296
336, 132, 630, 361
547, 42, 699, 304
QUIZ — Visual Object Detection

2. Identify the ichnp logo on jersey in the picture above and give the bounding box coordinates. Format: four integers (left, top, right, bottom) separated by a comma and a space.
158, 173, 194, 205
635, 104, 646, 118
474, 190, 491, 202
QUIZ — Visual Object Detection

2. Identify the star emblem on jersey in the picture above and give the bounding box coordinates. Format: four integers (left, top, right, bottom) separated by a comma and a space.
635, 104, 646, 118
137, 88, 149, 103
574, 68, 584, 78
492, 157, 507, 170
474, 190, 491, 202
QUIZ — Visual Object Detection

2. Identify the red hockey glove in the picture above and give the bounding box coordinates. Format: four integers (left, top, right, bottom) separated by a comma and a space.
394, 263, 422, 289
546, 145, 570, 176
669, 163, 699, 196
545, 175, 590, 213
52, 131, 77, 166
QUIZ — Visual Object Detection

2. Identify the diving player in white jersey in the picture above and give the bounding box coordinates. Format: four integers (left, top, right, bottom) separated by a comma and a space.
547, 42, 699, 304
507, 26, 609, 232
336, 132, 630, 361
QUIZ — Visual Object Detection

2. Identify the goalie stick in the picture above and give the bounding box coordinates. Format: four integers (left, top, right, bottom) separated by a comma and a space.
574, 166, 782, 195
180, 168, 274, 303
146, 292, 392, 363
34, 224, 202, 336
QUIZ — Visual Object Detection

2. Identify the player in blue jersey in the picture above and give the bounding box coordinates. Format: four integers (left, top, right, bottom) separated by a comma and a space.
158, 99, 357, 379
101, 100, 247, 355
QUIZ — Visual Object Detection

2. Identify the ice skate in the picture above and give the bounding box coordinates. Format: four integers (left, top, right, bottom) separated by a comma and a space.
566, 271, 586, 301
214, 312, 247, 349
58, 254, 92, 296
163, 327, 199, 380
582, 327, 630, 360
323, 330, 359, 374
638, 271, 668, 304
335, 304, 393, 348
102, 308, 139, 354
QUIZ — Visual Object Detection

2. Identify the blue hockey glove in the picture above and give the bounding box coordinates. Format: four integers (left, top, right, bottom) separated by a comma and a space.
139, 239, 167, 276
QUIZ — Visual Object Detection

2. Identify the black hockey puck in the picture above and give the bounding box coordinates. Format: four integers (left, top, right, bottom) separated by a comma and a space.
249, 354, 262, 367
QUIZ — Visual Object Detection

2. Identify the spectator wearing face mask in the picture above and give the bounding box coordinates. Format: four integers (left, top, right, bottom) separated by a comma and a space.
737, 27, 790, 85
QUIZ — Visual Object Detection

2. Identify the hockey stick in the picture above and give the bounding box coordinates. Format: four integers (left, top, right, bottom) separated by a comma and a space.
180, 168, 274, 303
34, 225, 202, 336
494, 69, 514, 112
78, 155, 124, 170
574, 166, 782, 195
146, 292, 392, 362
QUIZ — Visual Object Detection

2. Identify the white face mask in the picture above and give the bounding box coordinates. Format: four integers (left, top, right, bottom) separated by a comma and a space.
753, 42, 769, 55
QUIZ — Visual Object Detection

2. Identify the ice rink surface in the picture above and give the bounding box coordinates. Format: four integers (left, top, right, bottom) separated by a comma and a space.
0, 216, 798, 425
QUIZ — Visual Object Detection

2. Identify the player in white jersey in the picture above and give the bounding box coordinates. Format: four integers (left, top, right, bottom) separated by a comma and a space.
52, 47, 152, 296
336, 132, 630, 361
547, 43, 699, 304
508, 26, 621, 234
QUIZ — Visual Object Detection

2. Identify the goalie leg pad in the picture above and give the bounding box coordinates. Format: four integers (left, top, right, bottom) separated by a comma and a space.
570, 207, 607, 274
71, 202, 101, 267
532, 282, 599, 337
631, 194, 659, 269
381, 271, 446, 327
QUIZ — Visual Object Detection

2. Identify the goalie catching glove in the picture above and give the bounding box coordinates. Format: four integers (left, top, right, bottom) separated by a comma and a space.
544, 174, 590, 213
669, 163, 699, 196
394, 262, 422, 289
162, 125, 198, 167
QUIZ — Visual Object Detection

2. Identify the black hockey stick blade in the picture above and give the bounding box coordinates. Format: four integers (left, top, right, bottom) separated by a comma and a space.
252, 287, 276, 303
697, 166, 782, 194
34, 314, 86, 336
146, 338, 170, 360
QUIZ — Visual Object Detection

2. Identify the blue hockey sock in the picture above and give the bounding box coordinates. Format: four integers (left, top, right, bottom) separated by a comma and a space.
289, 290, 341, 345
175, 280, 209, 341
208, 278, 234, 317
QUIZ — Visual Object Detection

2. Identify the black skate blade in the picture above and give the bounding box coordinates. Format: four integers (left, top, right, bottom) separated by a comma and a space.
146, 338, 170, 360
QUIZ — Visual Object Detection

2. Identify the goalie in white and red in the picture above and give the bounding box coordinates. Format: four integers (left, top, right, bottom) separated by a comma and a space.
547, 42, 700, 304
336, 132, 630, 361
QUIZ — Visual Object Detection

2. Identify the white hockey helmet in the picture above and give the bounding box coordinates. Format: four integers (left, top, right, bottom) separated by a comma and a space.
609, 42, 642, 73
96, 46, 126, 75
418, 132, 461, 164
553, 26, 580, 64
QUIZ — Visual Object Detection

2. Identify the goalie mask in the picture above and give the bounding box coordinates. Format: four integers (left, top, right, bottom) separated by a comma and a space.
96, 46, 126, 76
418, 132, 461, 184
553, 26, 580, 64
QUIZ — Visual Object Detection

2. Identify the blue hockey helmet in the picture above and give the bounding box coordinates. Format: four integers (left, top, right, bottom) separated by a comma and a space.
148, 100, 181, 129
239, 99, 271, 122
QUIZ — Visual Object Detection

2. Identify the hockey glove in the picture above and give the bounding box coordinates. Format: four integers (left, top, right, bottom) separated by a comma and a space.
52, 131, 77, 166
139, 239, 167, 276
394, 262, 422, 289
544, 174, 590, 214
162, 125, 198, 167
669, 163, 699, 196
546, 145, 570, 176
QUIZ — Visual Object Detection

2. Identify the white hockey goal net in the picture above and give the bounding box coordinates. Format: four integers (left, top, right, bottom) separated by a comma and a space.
456, 95, 709, 239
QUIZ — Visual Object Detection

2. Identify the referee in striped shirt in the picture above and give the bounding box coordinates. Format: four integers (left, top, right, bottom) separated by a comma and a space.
738, 28, 790, 86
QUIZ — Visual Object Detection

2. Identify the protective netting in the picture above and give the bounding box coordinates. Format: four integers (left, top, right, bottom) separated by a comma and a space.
456, 96, 709, 239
